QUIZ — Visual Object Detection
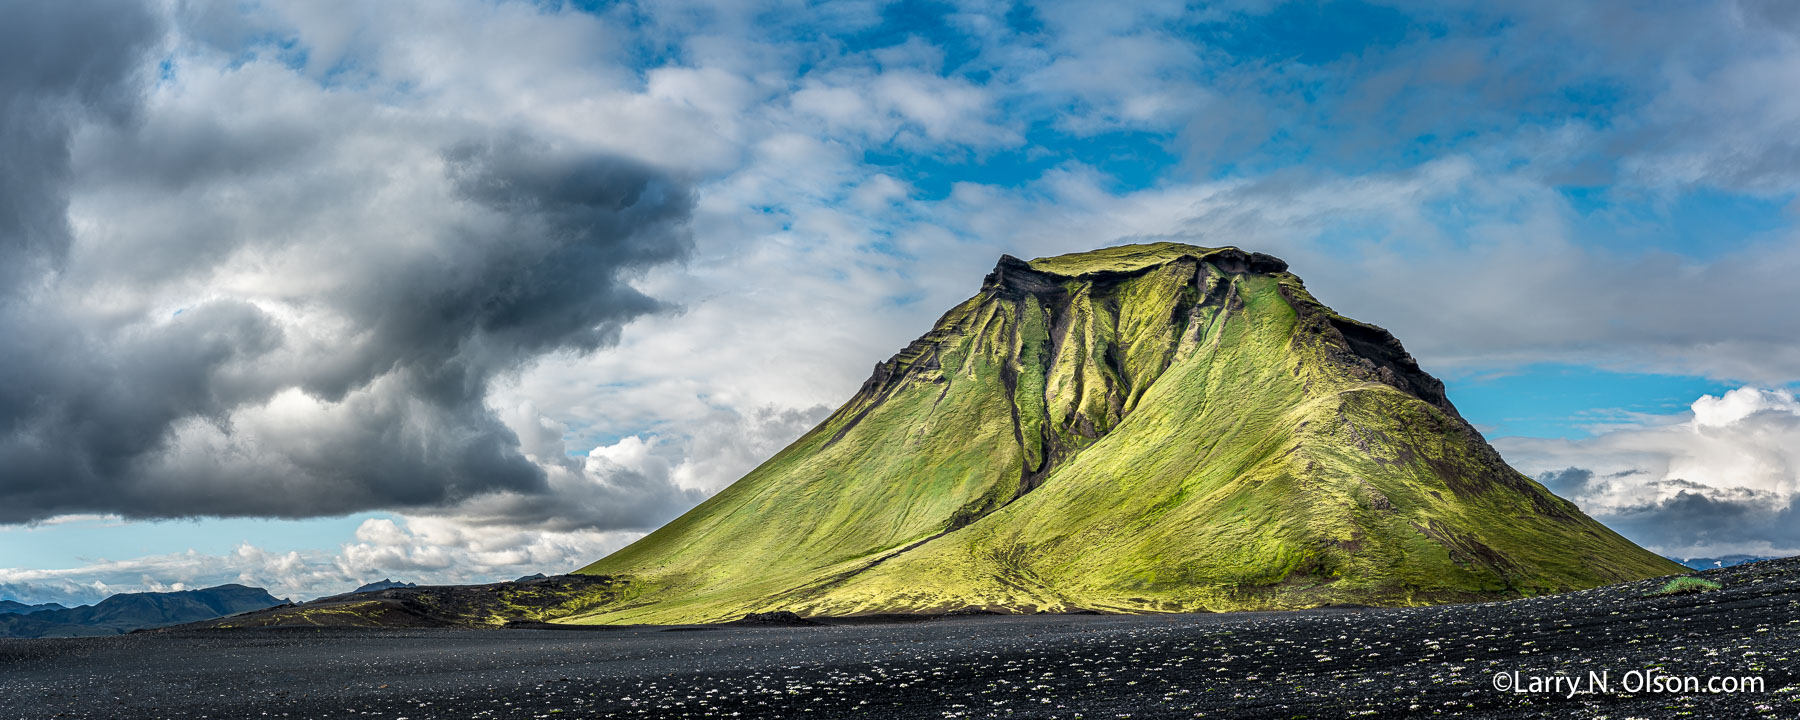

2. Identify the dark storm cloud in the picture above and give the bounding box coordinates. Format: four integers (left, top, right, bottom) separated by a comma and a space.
1606, 488, 1800, 552
0, 4, 696, 524
1540, 461, 1799, 553
1536, 468, 1595, 498
443, 137, 690, 362
0, 300, 279, 490
0, 0, 158, 291
1537, 467, 1659, 500
440, 404, 833, 533
0, 0, 169, 506
447, 462, 706, 534
250, 137, 692, 413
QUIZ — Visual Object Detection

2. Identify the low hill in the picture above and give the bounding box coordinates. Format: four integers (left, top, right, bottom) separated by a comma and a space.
170, 575, 621, 630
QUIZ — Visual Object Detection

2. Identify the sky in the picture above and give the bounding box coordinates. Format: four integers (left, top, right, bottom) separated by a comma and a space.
2, 0, 1799, 605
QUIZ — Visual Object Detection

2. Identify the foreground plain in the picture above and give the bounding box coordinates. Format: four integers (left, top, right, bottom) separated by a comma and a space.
1, 558, 1795, 719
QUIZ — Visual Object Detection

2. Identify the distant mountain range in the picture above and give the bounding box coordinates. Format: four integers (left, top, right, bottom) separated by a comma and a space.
351, 579, 417, 593
0, 600, 67, 615
0, 584, 286, 638
1671, 555, 1781, 571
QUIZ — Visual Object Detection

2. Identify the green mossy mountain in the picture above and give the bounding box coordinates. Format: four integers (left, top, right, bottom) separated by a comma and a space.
569, 242, 1683, 624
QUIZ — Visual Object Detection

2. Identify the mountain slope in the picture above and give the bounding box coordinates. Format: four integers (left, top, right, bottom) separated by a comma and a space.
0, 584, 286, 638
0, 600, 65, 615
571, 243, 1683, 624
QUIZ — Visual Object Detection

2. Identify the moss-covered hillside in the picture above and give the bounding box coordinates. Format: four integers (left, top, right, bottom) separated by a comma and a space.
568, 242, 1683, 624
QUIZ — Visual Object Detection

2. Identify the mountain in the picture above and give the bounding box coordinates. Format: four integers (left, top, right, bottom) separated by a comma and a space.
351, 579, 417, 593
170, 574, 623, 631
0, 584, 286, 638
566, 243, 1683, 625
0, 600, 66, 615
1672, 555, 1782, 570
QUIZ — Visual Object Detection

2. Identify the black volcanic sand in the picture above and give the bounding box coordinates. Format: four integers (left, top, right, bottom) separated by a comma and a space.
2, 559, 1796, 719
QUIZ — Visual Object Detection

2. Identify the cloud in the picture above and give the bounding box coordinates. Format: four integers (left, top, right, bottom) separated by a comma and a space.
0, 3, 697, 525
0, 513, 648, 605
0, 0, 159, 293
855, 157, 1800, 383
1497, 387, 1800, 556
791, 67, 1022, 151
435, 403, 831, 532
0, 581, 113, 608
0, 399, 828, 605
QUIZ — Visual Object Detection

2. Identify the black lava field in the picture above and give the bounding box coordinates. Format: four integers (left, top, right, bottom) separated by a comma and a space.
2, 558, 1795, 719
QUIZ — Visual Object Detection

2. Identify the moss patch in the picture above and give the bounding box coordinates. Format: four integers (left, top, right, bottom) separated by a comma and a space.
1650, 577, 1723, 597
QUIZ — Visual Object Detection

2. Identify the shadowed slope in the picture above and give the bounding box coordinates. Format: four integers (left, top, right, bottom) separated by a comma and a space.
571, 243, 1682, 624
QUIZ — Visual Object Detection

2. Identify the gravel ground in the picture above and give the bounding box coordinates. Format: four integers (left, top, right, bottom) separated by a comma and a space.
2, 558, 1795, 719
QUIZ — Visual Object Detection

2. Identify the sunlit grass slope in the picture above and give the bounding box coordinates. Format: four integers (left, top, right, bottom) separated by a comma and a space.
568, 243, 1683, 624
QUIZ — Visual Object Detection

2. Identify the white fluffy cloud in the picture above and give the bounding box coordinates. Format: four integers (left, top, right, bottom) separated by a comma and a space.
0, 515, 649, 605
1498, 388, 1800, 557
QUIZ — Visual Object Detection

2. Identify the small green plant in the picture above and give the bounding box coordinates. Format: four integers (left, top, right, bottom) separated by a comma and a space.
1650, 576, 1722, 597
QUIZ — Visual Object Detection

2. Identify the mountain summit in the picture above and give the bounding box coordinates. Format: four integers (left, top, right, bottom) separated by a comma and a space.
571, 243, 1682, 623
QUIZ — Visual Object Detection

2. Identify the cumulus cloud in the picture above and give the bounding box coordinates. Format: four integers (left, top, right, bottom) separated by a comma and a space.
0, 514, 647, 605
1498, 388, 1800, 557
0, 1, 696, 524
0, 0, 158, 293
819, 157, 1800, 384
793, 68, 1022, 150
436, 403, 830, 532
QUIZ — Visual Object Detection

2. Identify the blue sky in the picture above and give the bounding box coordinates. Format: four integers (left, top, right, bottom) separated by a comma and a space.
4, 0, 1800, 603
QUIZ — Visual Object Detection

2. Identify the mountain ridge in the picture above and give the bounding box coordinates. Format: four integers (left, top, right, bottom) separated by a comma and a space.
568, 242, 1683, 624
0, 600, 66, 615
0, 584, 286, 638
351, 579, 417, 594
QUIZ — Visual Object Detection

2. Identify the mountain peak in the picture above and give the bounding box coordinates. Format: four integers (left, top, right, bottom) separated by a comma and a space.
1024, 242, 1288, 277
985, 243, 1289, 302
351, 578, 417, 594
572, 242, 1681, 624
